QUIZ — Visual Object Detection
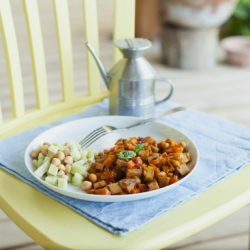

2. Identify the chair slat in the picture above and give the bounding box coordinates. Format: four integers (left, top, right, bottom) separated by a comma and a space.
53, 0, 74, 101
83, 0, 101, 96
0, 0, 25, 118
23, 0, 49, 109
113, 0, 135, 63
0, 102, 2, 125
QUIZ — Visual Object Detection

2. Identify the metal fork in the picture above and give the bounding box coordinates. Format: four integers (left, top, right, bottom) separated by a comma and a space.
79, 106, 187, 148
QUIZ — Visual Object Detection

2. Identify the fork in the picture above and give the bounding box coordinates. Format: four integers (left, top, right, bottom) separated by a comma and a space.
79, 106, 187, 148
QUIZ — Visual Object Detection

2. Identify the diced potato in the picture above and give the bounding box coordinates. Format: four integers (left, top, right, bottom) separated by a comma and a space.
95, 162, 104, 170
156, 172, 170, 187
138, 183, 147, 192
119, 178, 137, 193
171, 159, 180, 167
182, 153, 190, 163
108, 182, 122, 194
126, 168, 142, 178
138, 149, 149, 161
176, 163, 190, 176
147, 179, 159, 191
143, 166, 155, 181
131, 176, 141, 184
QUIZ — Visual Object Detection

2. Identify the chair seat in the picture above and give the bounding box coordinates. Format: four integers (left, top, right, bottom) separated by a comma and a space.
1, 163, 250, 249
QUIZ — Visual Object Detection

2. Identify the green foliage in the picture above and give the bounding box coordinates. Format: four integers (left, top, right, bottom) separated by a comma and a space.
220, 0, 250, 38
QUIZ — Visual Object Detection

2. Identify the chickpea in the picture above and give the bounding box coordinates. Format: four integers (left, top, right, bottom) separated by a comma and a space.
41, 145, 49, 156
55, 151, 65, 161
43, 142, 50, 146
30, 149, 40, 159
64, 156, 73, 164
81, 181, 92, 191
180, 141, 186, 148
82, 171, 89, 179
171, 159, 180, 167
63, 148, 70, 156
88, 173, 97, 183
52, 158, 61, 166
64, 164, 72, 174
61, 175, 68, 180
57, 169, 65, 178
161, 142, 170, 149
58, 164, 66, 171
47, 151, 55, 159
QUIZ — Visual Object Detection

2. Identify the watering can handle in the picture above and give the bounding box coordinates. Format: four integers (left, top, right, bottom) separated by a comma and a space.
155, 77, 174, 105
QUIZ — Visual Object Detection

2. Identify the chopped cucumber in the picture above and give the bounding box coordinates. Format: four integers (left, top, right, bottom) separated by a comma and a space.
88, 157, 95, 163
70, 165, 88, 175
32, 159, 38, 168
81, 149, 88, 157
47, 164, 58, 176
48, 144, 59, 154
87, 149, 98, 158
37, 153, 45, 167
72, 172, 83, 186
44, 156, 51, 163
67, 173, 73, 182
72, 159, 86, 166
52, 142, 64, 151
45, 175, 58, 186
86, 151, 94, 159
58, 178, 68, 189
70, 144, 80, 161
34, 160, 50, 177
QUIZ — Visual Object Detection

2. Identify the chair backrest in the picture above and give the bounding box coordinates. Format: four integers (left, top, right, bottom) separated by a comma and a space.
0, 0, 135, 139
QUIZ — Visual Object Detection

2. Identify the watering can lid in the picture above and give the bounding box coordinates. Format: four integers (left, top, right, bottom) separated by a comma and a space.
115, 38, 152, 50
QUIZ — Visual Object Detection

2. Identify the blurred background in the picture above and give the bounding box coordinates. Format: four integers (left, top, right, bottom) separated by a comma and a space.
0, 0, 250, 249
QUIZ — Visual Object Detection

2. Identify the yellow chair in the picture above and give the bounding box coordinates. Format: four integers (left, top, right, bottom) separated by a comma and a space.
1, 0, 250, 249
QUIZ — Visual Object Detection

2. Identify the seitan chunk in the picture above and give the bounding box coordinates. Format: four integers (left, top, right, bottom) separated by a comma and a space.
119, 178, 137, 193
143, 166, 155, 181
126, 168, 142, 178
147, 179, 159, 191
108, 182, 123, 194
148, 153, 159, 163
115, 159, 127, 172
176, 163, 190, 176
156, 171, 170, 187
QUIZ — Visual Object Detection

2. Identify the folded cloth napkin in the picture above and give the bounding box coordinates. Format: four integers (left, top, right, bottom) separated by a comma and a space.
1, 99, 250, 235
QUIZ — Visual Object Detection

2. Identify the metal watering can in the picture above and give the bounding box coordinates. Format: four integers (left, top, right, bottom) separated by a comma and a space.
85, 38, 174, 118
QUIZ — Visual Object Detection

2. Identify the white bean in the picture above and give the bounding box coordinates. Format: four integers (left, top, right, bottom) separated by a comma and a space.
81, 181, 92, 191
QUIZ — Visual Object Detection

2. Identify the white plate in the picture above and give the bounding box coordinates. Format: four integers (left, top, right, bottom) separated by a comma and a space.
24, 116, 199, 202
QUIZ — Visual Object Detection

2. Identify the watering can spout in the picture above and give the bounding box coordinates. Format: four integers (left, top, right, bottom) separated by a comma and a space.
85, 42, 110, 88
